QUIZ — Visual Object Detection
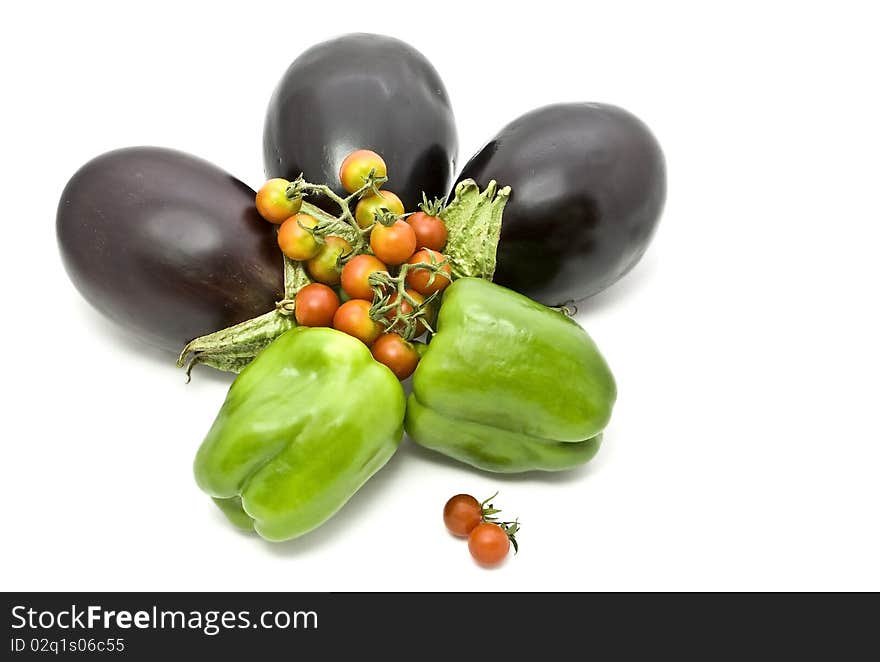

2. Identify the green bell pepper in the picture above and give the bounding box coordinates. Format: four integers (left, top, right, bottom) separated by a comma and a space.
405, 278, 616, 472
194, 326, 405, 541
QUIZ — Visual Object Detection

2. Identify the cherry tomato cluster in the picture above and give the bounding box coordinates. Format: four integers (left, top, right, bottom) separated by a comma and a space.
254, 150, 455, 380
443, 493, 520, 567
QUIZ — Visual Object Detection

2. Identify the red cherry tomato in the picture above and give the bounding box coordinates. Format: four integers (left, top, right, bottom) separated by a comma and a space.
340, 254, 387, 301
339, 149, 387, 193
371, 333, 420, 380
294, 283, 339, 327
305, 236, 351, 285
405, 249, 452, 296
407, 211, 448, 251
256, 178, 302, 224
371, 220, 417, 266
332, 299, 383, 346
443, 494, 482, 537
354, 190, 405, 229
277, 213, 321, 261
468, 522, 510, 566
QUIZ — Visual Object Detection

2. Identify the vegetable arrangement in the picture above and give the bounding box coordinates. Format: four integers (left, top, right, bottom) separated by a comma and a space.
56, 33, 665, 564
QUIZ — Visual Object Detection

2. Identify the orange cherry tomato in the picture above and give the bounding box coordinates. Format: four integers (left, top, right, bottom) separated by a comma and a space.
277, 213, 321, 261
255, 178, 302, 224
468, 522, 510, 566
332, 299, 383, 346
306, 236, 351, 285
355, 190, 405, 228
371, 220, 417, 266
340, 254, 387, 301
405, 249, 452, 296
371, 333, 420, 380
339, 149, 387, 193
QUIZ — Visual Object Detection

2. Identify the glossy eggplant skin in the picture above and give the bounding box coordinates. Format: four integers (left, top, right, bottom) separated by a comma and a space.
263, 33, 457, 212
456, 103, 666, 305
57, 147, 282, 352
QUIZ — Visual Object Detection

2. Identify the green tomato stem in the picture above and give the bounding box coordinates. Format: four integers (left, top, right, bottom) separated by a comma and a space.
366, 261, 446, 340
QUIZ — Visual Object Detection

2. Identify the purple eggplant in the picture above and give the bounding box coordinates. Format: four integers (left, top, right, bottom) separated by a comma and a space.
456, 103, 666, 305
57, 147, 282, 353
263, 33, 458, 212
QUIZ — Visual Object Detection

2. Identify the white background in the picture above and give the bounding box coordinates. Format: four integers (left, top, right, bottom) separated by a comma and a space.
2, 1, 878, 591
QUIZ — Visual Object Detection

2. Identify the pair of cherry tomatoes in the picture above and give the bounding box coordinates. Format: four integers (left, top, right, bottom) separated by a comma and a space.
333, 304, 418, 381
443, 494, 520, 567
369, 210, 447, 266
255, 178, 319, 261
293, 284, 380, 343
329, 297, 421, 381
367, 202, 449, 269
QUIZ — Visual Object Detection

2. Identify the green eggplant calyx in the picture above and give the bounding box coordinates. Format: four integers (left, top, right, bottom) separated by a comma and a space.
441, 179, 511, 281
176, 309, 296, 381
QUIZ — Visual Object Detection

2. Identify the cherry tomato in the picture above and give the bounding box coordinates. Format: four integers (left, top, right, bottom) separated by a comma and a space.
294, 283, 339, 327
407, 211, 448, 251
468, 522, 510, 566
405, 249, 452, 295
371, 220, 417, 266
332, 299, 383, 346
339, 149, 387, 193
277, 213, 321, 261
255, 178, 302, 224
443, 494, 482, 537
371, 333, 420, 380
306, 236, 351, 285
340, 254, 387, 301
354, 190, 405, 229
385, 288, 428, 336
